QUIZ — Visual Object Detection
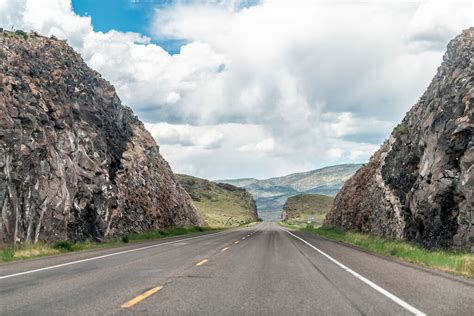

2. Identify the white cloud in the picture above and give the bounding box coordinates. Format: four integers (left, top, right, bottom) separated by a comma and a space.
326, 148, 343, 160
144, 122, 308, 179
239, 138, 275, 153
0, 0, 472, 179
145, 122, 226, 149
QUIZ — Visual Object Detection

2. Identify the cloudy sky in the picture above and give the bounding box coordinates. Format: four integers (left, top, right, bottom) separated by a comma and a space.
1, 0, 472, 180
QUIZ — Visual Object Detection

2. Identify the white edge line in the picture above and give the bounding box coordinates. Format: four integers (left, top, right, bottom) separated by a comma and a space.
0, 230, 230, 280
282, 228, 426, 316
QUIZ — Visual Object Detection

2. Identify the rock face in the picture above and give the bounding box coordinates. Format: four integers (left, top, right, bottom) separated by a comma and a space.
176, 174, 258, 227
325, 28, 473, 250
0, 32, 202, 244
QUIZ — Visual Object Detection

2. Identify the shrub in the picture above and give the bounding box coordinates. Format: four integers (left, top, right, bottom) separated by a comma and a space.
306, 223, 314, 230
121, 235, 129, 243
393, 122, 409, 137
14, 30, 28, 40
158, 230, 169, 236
1, 248, 15, 261
53, 240, 74, 251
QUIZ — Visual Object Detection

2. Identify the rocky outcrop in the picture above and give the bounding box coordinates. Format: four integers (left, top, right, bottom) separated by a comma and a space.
325, 28, 473, 251
0, 31, 202, 244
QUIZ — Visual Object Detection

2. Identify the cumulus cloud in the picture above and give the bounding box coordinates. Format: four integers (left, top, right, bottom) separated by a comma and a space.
0, 0, 472, 179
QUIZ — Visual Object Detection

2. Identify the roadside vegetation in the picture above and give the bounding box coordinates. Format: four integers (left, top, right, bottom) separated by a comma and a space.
280, 222, 474, 278
0, 226, 220, 263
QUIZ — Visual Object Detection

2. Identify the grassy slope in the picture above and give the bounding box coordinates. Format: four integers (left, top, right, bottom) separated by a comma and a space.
0, 226, 219, 263
282, 194, 334, 224
176, 174, 257, 227
280, 222, 473, 278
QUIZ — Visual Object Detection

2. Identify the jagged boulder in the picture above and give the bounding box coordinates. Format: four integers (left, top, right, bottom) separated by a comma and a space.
325, 28, 473, 251
0, 31, 202, 244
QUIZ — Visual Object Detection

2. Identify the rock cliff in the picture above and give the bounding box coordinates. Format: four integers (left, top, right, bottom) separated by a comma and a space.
0, 31, 203, 244
325, 28, 473, 251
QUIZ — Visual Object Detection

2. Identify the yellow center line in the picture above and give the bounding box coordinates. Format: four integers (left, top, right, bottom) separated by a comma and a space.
121, 286, 163, 309
234, 240, 240, 244
221, 247, 229, 252
196, 259, 209, 266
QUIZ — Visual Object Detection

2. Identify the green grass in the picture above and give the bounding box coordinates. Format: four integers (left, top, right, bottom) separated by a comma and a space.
281, 223, 474, 278
0, 226, 221, 263
1, 248, 16, 261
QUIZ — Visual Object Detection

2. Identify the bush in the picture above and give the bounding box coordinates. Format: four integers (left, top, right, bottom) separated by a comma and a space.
1, 248, 15, 261
393, 122, 409, 137
14, 30, 28, 40
53, 240, 74, 251
121, 235, 129, 243
306, 223, 314, 230
197, 227, 204, 232
158, 230, 169, 236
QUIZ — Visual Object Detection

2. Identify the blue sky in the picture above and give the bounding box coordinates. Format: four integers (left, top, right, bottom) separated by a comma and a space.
72, 0, 186, 53
71, 0, 260, 54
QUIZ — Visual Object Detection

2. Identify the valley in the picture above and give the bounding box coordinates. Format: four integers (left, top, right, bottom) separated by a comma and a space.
219, 164, 360, 220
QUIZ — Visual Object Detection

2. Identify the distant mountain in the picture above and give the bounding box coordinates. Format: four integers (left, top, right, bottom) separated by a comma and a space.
218, 164, 362, 220
281, 194, 334, 223
176, 174, 258, 227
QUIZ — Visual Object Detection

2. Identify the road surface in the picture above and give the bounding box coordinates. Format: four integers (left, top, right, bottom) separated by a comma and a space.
0, 222, 473, 315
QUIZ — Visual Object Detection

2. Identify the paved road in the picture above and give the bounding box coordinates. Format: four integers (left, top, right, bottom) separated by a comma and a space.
0, 222, 473, 315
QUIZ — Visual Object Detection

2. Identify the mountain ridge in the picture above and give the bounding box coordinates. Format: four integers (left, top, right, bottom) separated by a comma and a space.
218, 164, 362, 220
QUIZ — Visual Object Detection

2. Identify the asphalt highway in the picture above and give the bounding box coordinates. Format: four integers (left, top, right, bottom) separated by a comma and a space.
1, 222, 473, 315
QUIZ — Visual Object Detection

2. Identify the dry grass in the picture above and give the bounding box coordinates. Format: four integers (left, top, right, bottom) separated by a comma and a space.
13, 244, 61, 260
0, 226, 221, 263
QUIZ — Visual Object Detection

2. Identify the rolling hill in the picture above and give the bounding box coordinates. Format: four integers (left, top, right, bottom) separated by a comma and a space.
176, 174, 259, 227
281, 194, 334, 224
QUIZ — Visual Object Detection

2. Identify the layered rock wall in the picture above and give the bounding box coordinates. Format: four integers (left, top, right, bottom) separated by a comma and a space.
325, 28, 473, 250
